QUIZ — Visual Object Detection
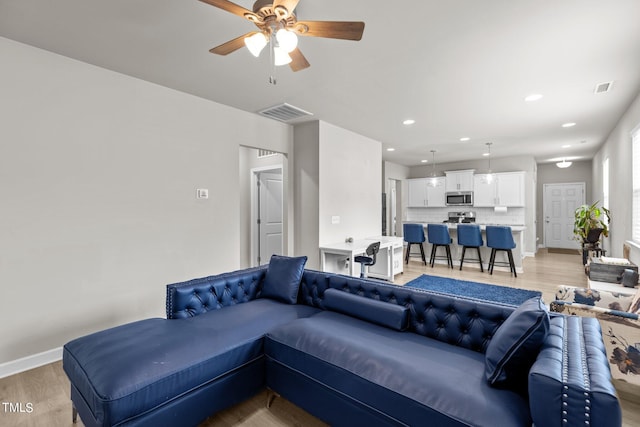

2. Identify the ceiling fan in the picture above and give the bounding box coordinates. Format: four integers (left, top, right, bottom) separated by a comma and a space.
199, 0, 365, 72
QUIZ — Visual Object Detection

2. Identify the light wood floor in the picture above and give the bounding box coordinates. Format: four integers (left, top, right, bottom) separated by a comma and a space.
1, 249, 638, 426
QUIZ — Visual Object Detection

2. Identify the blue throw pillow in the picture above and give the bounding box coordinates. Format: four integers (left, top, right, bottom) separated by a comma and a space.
485, 297, 550, 393
260, 255, 308, 304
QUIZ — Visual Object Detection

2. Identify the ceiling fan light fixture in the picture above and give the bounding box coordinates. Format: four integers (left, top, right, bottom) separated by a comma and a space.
275, 28, 298, 53
273, 46, 292, 66
245, 32, 267, 57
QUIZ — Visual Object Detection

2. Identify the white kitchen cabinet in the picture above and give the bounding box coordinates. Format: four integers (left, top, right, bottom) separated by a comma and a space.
496, 171, 525, 207
473, 171, 525, 207
445, 170, 474, 192
407, 177, 445, 207
408, 178, 427, 207
473, 174, 496, 207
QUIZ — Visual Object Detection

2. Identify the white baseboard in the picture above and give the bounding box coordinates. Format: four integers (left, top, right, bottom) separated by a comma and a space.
0, 347, 63, 379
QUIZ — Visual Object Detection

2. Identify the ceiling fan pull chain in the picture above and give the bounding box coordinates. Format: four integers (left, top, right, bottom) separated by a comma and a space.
269, 33, 277, 85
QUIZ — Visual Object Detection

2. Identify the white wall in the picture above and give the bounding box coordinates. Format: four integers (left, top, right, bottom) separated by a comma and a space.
293, 122, 320, 267
318, 121, 382, 246
293, 121, 382, 269
592, 90, 640, 261
0, 38, 291, 365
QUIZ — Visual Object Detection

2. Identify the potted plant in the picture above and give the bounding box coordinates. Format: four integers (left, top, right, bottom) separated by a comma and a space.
574, 201, 611, 243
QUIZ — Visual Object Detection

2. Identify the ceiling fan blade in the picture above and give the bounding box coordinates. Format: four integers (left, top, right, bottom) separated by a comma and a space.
294, 20, 365, 41
273, 0, 300, 15
209, 32, 255, 55
198, 0, 259, 22
289, 48, 310, 72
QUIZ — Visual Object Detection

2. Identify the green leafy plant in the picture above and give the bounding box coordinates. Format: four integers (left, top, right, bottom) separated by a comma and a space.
573, 201, 611, 242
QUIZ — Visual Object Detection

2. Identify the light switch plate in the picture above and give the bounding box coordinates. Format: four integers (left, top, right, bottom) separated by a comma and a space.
331, 215, 340, 224
196, 188, 209, 199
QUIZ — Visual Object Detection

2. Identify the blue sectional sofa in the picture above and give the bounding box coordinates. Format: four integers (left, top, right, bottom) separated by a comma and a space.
63, 256, 622, 427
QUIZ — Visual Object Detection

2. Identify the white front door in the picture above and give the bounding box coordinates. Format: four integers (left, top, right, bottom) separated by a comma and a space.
257, 171, 283, 265
544, 183, 585, 249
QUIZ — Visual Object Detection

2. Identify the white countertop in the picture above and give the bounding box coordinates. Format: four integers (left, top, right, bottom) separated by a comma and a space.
405, 222, 526, 232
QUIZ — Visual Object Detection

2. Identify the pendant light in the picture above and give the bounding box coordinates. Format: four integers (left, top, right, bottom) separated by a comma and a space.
485, 142, 494, 183
428, 150, 438, 187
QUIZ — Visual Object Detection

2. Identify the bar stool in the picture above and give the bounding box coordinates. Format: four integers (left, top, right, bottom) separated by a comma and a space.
403, 223, 427, 265
427, 224, 453, 268
457, 224, 484, 272
354, 241, 380, 278
486, 226, 517, 277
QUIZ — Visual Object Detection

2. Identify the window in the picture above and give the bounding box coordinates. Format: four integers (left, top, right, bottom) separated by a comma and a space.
633, 128, 640, 243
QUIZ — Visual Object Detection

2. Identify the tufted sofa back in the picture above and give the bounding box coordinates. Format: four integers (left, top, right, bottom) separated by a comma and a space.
300, 270, 515, 354
166, 266, 267, 319
167, 266, 515, 354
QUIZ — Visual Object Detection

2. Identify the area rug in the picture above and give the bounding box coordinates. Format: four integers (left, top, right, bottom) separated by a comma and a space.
404, 275, 541, 306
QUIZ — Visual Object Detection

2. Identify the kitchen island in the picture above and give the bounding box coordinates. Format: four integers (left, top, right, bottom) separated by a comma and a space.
406, 223, 526, 273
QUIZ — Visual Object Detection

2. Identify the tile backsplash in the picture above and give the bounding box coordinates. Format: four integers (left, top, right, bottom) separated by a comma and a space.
405, 207, 525, 225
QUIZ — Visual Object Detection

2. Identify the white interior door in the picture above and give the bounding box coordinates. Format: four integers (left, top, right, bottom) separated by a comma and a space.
544, 183, 585, 249
257, 171, 283, 265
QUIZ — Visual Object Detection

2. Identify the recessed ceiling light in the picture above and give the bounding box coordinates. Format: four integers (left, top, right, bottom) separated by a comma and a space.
460, 137, 470, 142
402, 119, 415, 125
482, 152, 490, 157
562, 122, 576, 128
525, 94, 543, 102
421, 159, 428, 163
562, 144, 571, 148
386, 148, 395, 152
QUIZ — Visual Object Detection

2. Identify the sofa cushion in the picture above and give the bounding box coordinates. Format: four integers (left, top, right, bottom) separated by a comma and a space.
485, 297, 549, 393
323, 288, 409, 331
266, 311, 531, 427
260, 255, 307, 304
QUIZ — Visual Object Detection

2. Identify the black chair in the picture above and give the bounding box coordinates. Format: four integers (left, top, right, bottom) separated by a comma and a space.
354, 241, 381, 278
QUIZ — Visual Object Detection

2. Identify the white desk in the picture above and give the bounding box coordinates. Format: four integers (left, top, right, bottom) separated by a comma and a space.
319, 236, 404, 282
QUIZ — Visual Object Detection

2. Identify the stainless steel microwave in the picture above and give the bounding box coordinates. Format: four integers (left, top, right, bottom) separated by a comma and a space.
446, 192, 473, 206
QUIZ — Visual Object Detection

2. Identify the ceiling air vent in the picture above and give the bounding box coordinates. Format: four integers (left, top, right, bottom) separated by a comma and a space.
594, 81, 614, 94
258, 103, 313, 122
257, 149, 278, 158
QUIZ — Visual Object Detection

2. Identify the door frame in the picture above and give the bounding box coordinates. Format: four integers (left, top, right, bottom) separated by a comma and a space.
542, 182, 585, 249
250, 165, 283, 266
